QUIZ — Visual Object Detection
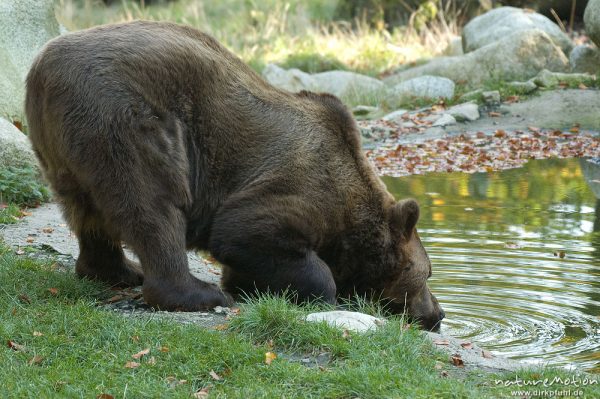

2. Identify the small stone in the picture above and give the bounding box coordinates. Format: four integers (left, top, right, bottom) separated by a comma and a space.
432, 114, 456, 127
459, 89, 483, 102
447, 102, 480, 122
507, 80, 538, 94
482, 90, 501, 104
305, 311, 385, 333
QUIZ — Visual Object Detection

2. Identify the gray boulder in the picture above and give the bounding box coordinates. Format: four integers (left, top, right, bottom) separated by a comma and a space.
585, 0, 600, 48
262, 63, 315, 93
311, 71, 385, 104
462, 6, 573, 55
569, 45, 600, 75
447, 102, 480, 122
0, 0, 61, 120
0, 117, 38, 170
386, 75, 455, 107
263, 65, 385, 105
385, 30, 568, 88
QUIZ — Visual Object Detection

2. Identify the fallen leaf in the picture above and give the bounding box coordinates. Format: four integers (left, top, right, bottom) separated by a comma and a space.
33, 331, 43, 337
342, 329, 351, 339
159, 346, 169, 352
26, 236, 35, 243
96, 394, 115, 399
19, 210, 32, 217
451, 354, 464, 367
213, 324, 228, 331
570, 126, 580, 133
441, 370, 449, 377
18, 294, 31, 304
193, 387, 211, 398
433, 339, 449, 346
494, 129, 506, 137
553, 251, 566, 259
265, 351, 277, 365
209, 370, 221, 380
28, 355, 44, 366
7, 340, 26, 351
124, 361, 140, 369
482, 350, 494, 359
578, 83, 587, 90
13, 120, 23, 131
131, 335, 140, 342
488, 112, 501, 117
460, 342, 473, 350
47, 288, 59, 296
132, 348, 150, 359
42, 227, 54, 234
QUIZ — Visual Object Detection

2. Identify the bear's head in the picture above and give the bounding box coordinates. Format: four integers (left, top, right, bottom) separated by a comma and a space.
334, 198, 444, 331
381, 199, 444, 331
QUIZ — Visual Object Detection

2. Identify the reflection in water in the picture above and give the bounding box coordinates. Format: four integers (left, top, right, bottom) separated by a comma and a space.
383, 158, 600, 373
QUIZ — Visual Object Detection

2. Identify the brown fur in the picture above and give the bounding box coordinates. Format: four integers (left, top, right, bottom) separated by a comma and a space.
25, 21, 444, 330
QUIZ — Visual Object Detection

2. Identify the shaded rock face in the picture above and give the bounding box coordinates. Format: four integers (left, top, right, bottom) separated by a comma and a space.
585, 0, 600, 47
569, 45, 600, 75
0, 0, 60, 120
385, 29, 568, 88
0, 117, 37, 171
462, 6, 573, 55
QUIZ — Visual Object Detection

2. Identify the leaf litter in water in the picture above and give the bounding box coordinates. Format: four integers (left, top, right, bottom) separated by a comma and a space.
363, 125, 600, 177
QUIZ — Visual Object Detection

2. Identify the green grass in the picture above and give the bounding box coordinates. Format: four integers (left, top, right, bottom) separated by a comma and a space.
1, 243, 598, 398
0, 166, 50, 207
56, 0, 457, 79
0, 204, 22, 224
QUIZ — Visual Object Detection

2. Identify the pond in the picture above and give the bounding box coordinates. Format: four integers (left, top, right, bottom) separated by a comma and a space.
383, 158, 600, 373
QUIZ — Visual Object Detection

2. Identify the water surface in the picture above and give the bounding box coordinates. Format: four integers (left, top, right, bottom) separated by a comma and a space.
383, 158, 600, 373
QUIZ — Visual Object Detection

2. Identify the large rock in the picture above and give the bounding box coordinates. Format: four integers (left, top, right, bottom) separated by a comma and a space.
263, 64, 385, 104
262, 63, 315, 93
311, 71, 385, 103
0, 118, 38, 170
0, 0, 60, 120
584, 0, 600, 48
385, 30, 569, 88
386, 75, 455, 107
462, 7, 573, 55
569, 45, 600, 75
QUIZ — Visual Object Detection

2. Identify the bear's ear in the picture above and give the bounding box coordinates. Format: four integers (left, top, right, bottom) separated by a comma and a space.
389, 199, 420, 236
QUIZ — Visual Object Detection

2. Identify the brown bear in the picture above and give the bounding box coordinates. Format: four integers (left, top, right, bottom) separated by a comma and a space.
25, 21, 445, 330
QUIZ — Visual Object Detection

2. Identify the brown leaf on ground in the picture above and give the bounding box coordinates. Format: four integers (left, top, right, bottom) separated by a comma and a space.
193, 387, 211, 398
553, 251, 566, 259
124, 361, 140, 369
342, 329, 351, 340
18, 294, 31, 304
132, 348, 150, 359
47, 288, 58, 296
460, 342, 473, 350
488, 112, 501, 117
26, 236, 35, 243
451, 354, 464, 367
159, 346, 169, 352
433, 339, 449, 346
441, 370, 449, 377
42, 227, 54, 234
28, 355, 44, 366
13, 120, 23, 131
209, 370, 221, 380
105, 295, 125, 304
7, 340, 25, 351
96, 394, 115, 399
482, 350, 494, 359
265, 351, 277, 365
